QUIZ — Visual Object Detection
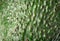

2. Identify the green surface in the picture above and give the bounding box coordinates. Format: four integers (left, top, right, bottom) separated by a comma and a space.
0, 0, 60, 41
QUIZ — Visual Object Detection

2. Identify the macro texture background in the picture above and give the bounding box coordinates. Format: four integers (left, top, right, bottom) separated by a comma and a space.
0, 0, 60, 41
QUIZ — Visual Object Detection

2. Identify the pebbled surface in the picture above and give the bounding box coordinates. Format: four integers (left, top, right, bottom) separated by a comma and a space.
0, 0, 60, 41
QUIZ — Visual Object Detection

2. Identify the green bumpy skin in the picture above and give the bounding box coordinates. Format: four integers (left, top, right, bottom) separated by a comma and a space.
0, 0, 60, 41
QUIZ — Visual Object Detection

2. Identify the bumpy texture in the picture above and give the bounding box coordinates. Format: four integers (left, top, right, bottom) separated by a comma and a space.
0, 0, 60, 41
